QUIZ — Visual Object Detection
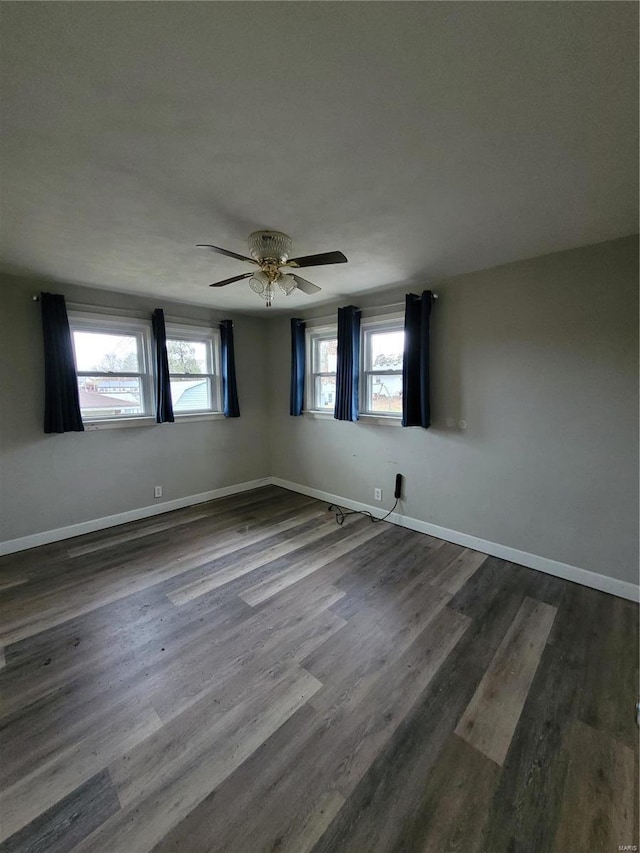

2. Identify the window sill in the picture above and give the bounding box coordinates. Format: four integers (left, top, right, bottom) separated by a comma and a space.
83, 412, 225, 430
174, 412, 225, 423
303, 410, 335, 420
302, 411, 402, 427
83, 417, 156, 431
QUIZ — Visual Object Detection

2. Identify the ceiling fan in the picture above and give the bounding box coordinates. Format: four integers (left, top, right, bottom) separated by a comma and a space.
197, 230, 347, 307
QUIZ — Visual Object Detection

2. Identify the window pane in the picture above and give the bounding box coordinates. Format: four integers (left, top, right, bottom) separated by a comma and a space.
73, 331, 141, 373
170, 378, 212, 412
316, 339, 337, 373
167, 339, 209, 374
370, 331, 404, 370
315, 376, 336, 410
367, 374, 403, 414
77, 376, 144, 418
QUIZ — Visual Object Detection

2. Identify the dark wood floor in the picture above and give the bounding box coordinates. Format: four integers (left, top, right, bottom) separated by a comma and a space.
0, 486, 637, 853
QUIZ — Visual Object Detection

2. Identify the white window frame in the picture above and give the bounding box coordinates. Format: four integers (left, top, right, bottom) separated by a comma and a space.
68, 312, 154, 423
165, 323, 222, 416
360, 314, 404, 419
305, 324, 338, 413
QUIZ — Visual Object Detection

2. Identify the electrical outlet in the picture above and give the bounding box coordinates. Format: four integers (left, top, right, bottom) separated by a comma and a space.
154, 486, 162, 498
374, 488, 382, 502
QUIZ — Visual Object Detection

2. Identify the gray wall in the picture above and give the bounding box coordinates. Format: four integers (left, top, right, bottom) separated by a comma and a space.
268, 236, 639, 585
0, 275, 270, 542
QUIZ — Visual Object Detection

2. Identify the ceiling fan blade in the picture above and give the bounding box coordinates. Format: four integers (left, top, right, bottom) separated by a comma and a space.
287, 250, 348, 268
291, 274, 321, 294
209, 272, 254, 288
197, 244, 258, 264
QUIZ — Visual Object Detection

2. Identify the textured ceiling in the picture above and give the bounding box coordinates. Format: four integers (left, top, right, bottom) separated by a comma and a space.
1, 2, 637, 313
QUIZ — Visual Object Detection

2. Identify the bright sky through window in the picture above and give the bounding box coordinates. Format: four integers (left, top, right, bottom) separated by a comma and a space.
73, 331, 139, 372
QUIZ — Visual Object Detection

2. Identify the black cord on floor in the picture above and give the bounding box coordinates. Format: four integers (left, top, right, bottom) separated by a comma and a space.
328, 498, 399, 526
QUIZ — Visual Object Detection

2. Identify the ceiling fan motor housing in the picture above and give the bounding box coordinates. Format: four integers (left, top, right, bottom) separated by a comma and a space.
248, 230, 292, 263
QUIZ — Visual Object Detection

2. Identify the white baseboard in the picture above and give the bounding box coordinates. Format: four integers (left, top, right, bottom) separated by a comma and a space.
0, 478, 272, 556
271, 477, 639, 603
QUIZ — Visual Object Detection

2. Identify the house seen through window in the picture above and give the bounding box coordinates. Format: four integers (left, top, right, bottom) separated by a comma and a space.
165, 328, 221, 414
361, 322, 404, 415
69, 313, 222, 422
307, 329, 338, 411
71, 320, 153, 421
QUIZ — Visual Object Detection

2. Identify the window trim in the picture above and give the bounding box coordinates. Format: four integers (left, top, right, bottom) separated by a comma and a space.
68, 312, 154, 422
360, 314, 404, 419
165, 322, 223, 417
305, 324, 338, 413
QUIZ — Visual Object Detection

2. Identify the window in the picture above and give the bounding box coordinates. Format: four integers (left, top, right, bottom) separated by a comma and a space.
166, 325, 221, 414
360, 318, 404, 416
304, 317, 404, 418
70, 314, 153, 421
306, 326, 338, 411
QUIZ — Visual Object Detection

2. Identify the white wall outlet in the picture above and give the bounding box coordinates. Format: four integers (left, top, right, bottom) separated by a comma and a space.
154, 486, 162, 498
374, 488, 382, 502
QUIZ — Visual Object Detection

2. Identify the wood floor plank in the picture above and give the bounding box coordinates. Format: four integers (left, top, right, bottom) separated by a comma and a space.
230, 608, 469, 853
64, 508, 214, 558
0, 590, 250, 727
167, 513, 350, 604
417, 540, 465, 585
455, 595, 557, 765
149, 603, 345, 722
0, 577, 28, 593
429, 547, 488, 594
0, 702, 162, 842
0, 770, 120, 853
157, 606, 471, 853
329, 529, 446, 622
480, 641, 581, 852
0, 501, 326, 647
310, 568, 556, 853
552, 720, 637, 853
303, 582, 452, 714
110, 663, 318, 807
400, 734, 499, 853
239, 520, 388, 606
72, 668, 322, 853
326, 607, 469, 798
311, 657, 485, 853
548, 583, 639, 762
151, 704, 322, 853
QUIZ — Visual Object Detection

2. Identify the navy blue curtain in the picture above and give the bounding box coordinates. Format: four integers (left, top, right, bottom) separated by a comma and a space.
334, 305, 361, 422
41, 292, 84, 434
402, 290, 433, 428
152, 308, 175, 424
290, 318, 306, 416
220, 320, 240, 417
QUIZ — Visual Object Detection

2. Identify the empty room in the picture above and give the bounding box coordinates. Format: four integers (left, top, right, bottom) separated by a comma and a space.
0, 2, 638, 852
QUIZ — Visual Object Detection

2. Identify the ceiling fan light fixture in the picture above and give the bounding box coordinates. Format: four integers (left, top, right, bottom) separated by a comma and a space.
249, 272, 277, 307
260, 281, 277, 308
201, 230, 346, 306
248, 230, 292, 263
249, 270, 270, 294
278, 273, 297, 296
